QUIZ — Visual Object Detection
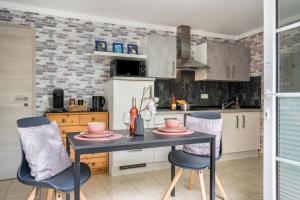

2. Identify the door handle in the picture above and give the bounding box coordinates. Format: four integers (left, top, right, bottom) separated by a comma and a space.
232, 65, 235, 79
242, 115, 245, 128
172, 61, 175, 76
236, 115, 239, 128
226, 65, 230, 78
15, 97, 29, 101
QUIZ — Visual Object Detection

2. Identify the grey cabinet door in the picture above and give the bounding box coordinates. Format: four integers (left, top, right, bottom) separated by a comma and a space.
207, 42, 230, 80
229, 44, 250, 81
142, 35, 176, 78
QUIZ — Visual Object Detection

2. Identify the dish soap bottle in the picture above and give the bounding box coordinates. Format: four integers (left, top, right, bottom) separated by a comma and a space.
171, 96, 176, 110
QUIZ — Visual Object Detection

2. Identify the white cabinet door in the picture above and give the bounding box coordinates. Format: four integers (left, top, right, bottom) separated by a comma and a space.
221, 113, 240, 153
229, 44, 250, 81
238, 112, 261, 151
141, 34, 176, 78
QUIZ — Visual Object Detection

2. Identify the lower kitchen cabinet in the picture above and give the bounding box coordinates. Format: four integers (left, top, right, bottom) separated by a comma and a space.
222, 112, 261, 154
46, 112, 109, 174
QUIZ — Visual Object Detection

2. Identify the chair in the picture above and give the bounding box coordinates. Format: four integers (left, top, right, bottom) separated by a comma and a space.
162, 112, 228, 200
17, 116, 91, 200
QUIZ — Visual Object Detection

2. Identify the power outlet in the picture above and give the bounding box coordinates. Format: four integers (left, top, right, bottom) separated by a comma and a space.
201, 94, 209, 99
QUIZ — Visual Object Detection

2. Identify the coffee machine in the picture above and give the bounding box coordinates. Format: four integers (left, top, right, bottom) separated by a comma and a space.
92, 96, 105, 111
49, 88, 66, 112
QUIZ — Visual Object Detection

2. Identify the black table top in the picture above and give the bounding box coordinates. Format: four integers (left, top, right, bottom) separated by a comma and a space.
67, 129, 215, 154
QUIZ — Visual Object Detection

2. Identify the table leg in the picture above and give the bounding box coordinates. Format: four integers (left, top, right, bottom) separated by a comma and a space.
210, 137, 216, 200
74, 151, 81, 200
171, 146, 175, 197
66, 135, 70, 156
66, 193, 70, 200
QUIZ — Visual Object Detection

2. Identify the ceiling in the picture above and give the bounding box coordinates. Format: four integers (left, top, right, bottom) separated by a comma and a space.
0, 0, 263, 36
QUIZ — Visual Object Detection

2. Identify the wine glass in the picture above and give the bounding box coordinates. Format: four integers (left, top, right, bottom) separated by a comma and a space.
144, 111, 152, 129
123, 112, 131, 138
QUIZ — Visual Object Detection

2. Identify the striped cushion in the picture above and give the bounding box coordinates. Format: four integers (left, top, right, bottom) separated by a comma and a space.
17, 121, 71, 181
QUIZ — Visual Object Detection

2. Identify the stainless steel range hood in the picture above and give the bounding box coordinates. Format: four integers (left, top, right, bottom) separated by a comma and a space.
177, 25, 207, 70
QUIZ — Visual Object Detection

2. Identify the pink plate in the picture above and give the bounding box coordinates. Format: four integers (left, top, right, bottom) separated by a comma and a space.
153, 129, 194, 136
74, 132, 123, 141
158, 126, 188, 133
80, 131, 113, 138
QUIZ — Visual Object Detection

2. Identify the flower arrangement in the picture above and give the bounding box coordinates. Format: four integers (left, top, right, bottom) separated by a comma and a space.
139, 85, 159, 115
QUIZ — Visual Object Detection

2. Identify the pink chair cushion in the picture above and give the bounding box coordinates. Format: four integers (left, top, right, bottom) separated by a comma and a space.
183, 115, 222, 157
17, 121, 71, 181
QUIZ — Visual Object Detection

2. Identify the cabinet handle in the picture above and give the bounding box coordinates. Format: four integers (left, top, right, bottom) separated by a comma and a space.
236, 115, 239, 128
92, 117, 96, 121
242, 115, 245, 128
62, 118, 66, 123
226, 65, 230, 78
128, 149, 142, 152
172, 61, 175, 76
232, 65, 235, 79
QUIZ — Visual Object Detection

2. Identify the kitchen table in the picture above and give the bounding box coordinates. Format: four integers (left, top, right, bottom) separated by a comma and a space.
66, 130, 216, 200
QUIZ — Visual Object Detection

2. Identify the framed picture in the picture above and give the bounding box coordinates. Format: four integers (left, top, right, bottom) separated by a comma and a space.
127, 44, 138, 54
112, 43, 124, 53
95, 40, 107, 52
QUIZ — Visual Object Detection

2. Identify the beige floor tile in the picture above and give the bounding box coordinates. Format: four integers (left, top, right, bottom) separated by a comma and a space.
138, 185, 167, 200
225, 182, 262, 197
4, 179, 32, 200
0, 180, 11, 200
98, 174, 136, 193
249, 193, 263, 200
126, 172, 160, 189
109, 189, 146, 200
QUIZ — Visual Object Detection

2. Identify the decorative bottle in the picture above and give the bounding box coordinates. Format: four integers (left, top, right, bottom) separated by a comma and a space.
129, 98, 138, 136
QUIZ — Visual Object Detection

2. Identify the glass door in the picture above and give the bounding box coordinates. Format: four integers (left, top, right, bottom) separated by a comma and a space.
264, 0, 300, 199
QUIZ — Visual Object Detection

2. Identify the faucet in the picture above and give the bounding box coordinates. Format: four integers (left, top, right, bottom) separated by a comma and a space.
222, 97, 240, 110
222, 101, 235, 109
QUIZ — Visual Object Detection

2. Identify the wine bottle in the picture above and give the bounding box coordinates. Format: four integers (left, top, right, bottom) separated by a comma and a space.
129, 98, 138, 136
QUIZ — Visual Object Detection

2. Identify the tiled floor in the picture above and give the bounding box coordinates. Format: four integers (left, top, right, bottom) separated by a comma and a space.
0, 156, 263, 200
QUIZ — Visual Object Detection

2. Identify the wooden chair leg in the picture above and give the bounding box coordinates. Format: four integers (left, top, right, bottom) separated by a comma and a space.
216, 174, 229, 200
198, 170, 207, 200
46, 189, 54, 200
162, 168, 184, 200
80, 190, 87, 200
189, 170, 196, 190
27, 187, 37, 200
55, 191, 63, 200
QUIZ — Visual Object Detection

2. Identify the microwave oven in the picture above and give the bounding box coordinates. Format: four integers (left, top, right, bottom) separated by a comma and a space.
110, 59, 146, 77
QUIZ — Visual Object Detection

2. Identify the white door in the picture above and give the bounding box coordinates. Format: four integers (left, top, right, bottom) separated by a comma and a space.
0, 22, 35, 180
264, 0, 300, 199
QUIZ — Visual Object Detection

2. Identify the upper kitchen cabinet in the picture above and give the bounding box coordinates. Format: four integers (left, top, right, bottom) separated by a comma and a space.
141, 34, 176, 78
195, 41, 250, 81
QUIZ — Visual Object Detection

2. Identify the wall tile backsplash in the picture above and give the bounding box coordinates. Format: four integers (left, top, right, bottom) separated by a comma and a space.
155, 72, 261, 108
0, 8, 263, 116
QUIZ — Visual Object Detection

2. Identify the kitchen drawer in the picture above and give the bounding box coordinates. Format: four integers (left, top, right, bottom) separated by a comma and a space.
154, 114, 184, 125
79, 114, 108, 126
81, 157, 108, 174
48, 114, 79, 126
112, 149, 154, 166
59, 126, 87, 138
70, 149, 107, 160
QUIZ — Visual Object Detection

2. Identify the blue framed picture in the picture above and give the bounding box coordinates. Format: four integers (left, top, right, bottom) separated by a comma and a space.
127, 44, 138, 54
112, 43, 124, 53
95, 40, 107, 51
